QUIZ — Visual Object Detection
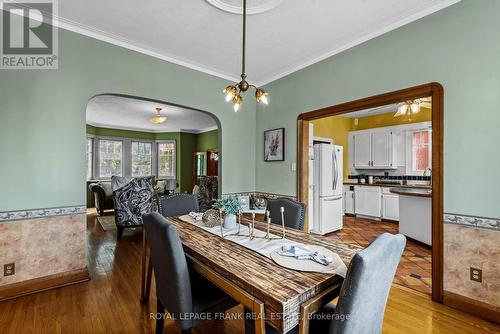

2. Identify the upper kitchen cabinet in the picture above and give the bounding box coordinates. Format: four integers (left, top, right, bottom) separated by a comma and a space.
351, 129, 399, 169
353, 132, 371, 168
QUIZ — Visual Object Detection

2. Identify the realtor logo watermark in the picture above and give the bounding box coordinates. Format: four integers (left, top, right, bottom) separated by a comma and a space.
1, 0, 58, 69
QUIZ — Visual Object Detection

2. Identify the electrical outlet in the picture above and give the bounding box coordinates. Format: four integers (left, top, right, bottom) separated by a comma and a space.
470, 267, 482, 282
4, 263, 15, 276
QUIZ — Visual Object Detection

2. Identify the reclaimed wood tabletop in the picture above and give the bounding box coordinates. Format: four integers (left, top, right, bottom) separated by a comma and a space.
165, 216, 361, 333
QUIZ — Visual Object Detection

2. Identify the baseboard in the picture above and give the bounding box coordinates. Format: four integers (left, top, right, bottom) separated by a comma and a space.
443, 291, 499, 324
0, 268, 90, 301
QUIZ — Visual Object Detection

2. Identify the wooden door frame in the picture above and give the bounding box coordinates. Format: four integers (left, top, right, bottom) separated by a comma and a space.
297, 83, 444, 302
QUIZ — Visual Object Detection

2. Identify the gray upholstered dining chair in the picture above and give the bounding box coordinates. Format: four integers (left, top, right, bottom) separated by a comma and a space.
158, 193, 199, 217
143, 212, 238, 334
266, 197, 307, 230
267, 233, 406, 334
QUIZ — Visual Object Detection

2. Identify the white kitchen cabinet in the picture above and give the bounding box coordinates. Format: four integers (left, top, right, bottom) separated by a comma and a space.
354, 186, 381, 218
372, 131, 393, 168
382, 194, 399, 221
352, 130, 396, 169
353, 132, 371, 169
343, 186, 355, 214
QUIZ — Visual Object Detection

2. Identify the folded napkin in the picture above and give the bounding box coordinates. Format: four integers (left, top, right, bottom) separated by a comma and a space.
188, 212, 204, 221
278, 245, 333, 266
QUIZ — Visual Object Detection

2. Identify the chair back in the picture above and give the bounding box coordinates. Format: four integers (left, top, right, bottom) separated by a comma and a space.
331, 233, 406, 334
143, 213, 194, 325
158, 193, 199, 217
266, 198, 306, 230
112, 176, 154, 227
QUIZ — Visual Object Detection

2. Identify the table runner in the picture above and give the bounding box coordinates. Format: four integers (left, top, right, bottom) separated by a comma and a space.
178, 215, 347, 277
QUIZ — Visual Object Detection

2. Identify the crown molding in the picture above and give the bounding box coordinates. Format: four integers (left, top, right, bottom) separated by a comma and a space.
256, 0, 461, 86
86, 122, 218, 134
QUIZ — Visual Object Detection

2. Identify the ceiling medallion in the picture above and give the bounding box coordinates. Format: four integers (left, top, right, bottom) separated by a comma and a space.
206, 0, 283, 15
222, 0, 268, 112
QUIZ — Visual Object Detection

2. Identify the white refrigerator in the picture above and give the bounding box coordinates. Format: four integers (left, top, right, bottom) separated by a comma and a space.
311, 144, 343, 235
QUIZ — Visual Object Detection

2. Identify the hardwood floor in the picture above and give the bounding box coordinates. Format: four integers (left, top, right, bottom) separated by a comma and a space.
0, 211, 498, 334
328, 215, 432, 294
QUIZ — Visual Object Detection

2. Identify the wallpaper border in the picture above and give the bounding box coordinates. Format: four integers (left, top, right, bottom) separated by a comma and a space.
0, 205, 87, 222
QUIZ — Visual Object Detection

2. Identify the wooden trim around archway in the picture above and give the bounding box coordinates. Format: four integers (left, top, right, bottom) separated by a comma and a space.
296, 83, 444, 303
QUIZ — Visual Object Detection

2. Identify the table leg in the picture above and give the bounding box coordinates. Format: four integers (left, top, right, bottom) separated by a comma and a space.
140, 230, 150, 304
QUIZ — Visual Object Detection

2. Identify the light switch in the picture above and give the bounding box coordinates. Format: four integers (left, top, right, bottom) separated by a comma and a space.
291, 162, 297, 172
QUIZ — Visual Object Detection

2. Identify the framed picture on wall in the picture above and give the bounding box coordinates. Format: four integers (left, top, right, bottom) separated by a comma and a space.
264, 128, 285, 161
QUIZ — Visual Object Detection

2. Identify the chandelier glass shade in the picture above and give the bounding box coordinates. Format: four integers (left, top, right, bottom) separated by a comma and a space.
223, 0, 268, 111
149, 107, 167, 124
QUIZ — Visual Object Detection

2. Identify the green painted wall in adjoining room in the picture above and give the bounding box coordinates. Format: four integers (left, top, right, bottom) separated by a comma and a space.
179, 133, 197, 193
86, 124, 155, 140
256, 0, 500, 219
196, 130, 219, 152
0, 26, 256, 212
85, 126, 219, 194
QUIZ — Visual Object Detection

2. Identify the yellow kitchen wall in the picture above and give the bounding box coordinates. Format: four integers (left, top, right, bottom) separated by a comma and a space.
350, 107, 431, 130
311, 116, 351, 181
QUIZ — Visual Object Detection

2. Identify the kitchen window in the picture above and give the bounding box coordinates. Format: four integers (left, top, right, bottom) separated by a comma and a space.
407, 128, 432, 175
131, 142, 152, 177
99, 139, 123, 177
158, 141, 176, 178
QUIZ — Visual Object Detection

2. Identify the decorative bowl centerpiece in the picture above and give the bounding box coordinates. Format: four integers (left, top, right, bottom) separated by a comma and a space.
202, 209, 221, 228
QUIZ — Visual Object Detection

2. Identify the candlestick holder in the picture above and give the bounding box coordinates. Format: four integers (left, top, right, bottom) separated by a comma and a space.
280, 206, 286, 239
219, 209, 224, 238
249, 212, 255, 240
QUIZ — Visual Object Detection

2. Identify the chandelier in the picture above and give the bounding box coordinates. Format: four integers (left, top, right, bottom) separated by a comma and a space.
223, 0, 268, 112
149, 107, 167, 124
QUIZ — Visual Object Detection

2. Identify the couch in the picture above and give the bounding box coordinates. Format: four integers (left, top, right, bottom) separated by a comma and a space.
89, 179, 172, 216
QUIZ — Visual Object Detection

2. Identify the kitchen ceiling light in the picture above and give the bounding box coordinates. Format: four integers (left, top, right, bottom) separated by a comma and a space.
222, 0, 268, 112
149, 107, 167, 124
394, 100, 421, 118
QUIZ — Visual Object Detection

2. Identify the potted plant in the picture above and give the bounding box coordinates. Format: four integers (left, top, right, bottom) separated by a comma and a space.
213, 196, 241, 228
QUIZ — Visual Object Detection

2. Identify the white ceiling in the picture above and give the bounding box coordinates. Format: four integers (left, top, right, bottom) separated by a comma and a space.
86, 95, 218, 133
56, 0, 460, 86
342, 104, 400, 118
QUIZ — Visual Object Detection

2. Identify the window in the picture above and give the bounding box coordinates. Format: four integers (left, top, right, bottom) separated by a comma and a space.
158, 141, 176, 178
99, 140, 123, 177
408, 129, 431, 174
131, 142, 152, 177
86, 138, 93, 180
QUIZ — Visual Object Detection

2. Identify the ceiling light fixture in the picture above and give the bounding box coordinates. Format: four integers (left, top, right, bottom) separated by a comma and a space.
394, 100, 421, 117
223, 0, 268, 112
149, 107, 167, 124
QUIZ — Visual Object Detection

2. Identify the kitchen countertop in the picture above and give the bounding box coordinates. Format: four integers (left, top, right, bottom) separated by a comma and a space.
389, 188, 432, 198
343, 182, 431, 190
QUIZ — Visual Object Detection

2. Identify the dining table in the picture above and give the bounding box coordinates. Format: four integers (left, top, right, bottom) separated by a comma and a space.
140, 215, 360, 334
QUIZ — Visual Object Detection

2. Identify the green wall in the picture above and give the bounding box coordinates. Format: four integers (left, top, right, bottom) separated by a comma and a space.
197, 130, 219, 152
86, 126, 219, 193
0, 26, 254, 212
256, 0, 500, 218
